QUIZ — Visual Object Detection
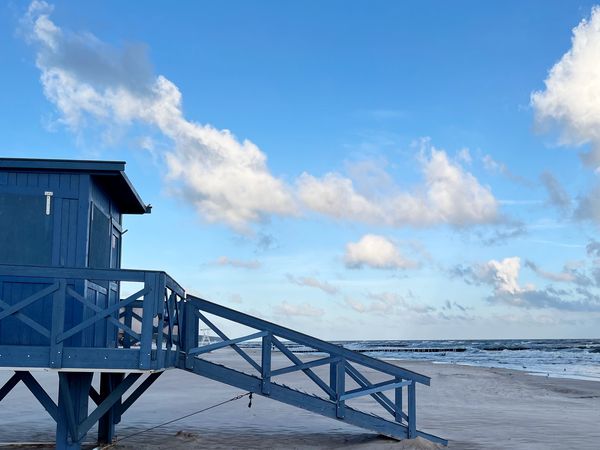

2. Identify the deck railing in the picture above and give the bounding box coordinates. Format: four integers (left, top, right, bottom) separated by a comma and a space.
0, 264, 184, 370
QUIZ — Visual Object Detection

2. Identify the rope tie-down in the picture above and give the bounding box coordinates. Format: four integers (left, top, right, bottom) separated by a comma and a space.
98, 392, 252, 449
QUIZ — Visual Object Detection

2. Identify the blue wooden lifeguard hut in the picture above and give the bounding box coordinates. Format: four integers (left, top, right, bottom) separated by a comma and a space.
0, 158, 446, 449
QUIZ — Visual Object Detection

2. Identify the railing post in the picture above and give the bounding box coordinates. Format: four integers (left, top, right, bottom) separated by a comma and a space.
334, 358, 345, 419
183, 300, 198, 369
154, 273, 166, 369
329, 355, 337, 401
261, 332, 272, 395
408, 381, 416, 438
138, 273, 156, 370
122, 305, 133, 349
394, 376, 403, 423
49, 280, 66, 369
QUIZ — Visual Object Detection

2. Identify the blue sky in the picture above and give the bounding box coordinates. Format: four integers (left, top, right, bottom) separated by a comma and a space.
2, 0, 600, 339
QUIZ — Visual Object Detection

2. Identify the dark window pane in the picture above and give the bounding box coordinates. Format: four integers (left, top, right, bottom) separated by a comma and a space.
89, 205, 110, 268
0, 193, 53, 265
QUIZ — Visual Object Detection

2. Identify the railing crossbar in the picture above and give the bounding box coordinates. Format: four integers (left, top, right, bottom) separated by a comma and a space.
271, 355, 341, 377
345, 362, 396, 417
194, 310, 262, 373
340, 379, 411, 401
188, 331, 268, 355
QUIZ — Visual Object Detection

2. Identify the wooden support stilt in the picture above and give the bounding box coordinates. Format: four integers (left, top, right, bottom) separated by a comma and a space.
98, 372, 125, 444
56, 372, 93, 450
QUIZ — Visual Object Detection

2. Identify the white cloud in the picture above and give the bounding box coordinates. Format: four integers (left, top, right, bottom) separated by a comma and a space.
273, 301, 324, 318
477, 257, 529, 295
297, 172, 382, 222
300, 145, 499, 227
531, 6, 600, 167
22, 1, 297, 232
344, 234, 417, 270
22, 2, 498, 232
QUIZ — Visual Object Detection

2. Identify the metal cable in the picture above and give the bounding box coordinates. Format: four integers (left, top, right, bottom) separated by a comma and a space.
98, 391, 252, 449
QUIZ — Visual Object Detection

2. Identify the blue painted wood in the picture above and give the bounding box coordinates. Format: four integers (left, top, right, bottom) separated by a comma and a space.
271, 335, 334, 398
119, 372, 162, 416
261, 332, 272, 395
194, 309, 262, 373
395, 377, 404, 423
408, 382, 416, 439
139, 272, 157, 370
271, 355, 340, 377
345, 361, 396, 417
188, 330, 268, 355
185, 356, 411, 441
56, 372, 93, 449
340, 379, 411, 401
334, 358, 345, 419
78, 373, 142, 440
0, 372, 21, 401
19, 371, 58, 422
50, 280, 66, 368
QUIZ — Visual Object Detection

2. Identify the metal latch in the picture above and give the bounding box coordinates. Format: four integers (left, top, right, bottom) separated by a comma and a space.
44, 191, 53, 215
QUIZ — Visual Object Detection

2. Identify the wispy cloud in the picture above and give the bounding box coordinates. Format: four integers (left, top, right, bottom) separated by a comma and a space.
273, 301, 324, 318
540, 171, 571, 213
216, 256, 261, 270
286, 274, 339, 295
481, 154, 531, 186
344, 291, 435, 316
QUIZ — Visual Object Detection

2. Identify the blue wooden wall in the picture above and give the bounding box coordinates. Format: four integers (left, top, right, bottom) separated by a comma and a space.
0, 169, 123, 348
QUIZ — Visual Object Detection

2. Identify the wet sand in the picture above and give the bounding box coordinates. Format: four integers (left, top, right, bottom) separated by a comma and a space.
0, 350, 599, 449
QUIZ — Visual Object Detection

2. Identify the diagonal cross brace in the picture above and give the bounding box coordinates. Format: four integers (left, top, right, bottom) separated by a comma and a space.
0, 282, 59, 322
19, 372, 59, 422
57, 288, 148, 343
194, 310, 262, 373
271, 335, 335, 398
77, 373, 142, 441
0, 372, 22, 402
345, 362, 398, 418
66, 286, 141, 342
0, 299, 51, 338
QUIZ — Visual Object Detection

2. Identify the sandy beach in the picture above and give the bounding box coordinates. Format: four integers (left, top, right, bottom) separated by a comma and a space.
0, 350, 599, 450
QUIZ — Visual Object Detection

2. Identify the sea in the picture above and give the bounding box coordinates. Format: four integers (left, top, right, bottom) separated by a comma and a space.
281, 338, 600, 382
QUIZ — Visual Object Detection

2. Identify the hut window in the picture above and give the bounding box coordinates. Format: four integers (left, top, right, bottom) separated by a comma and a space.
0, 192, 53, 265
89, 204, 111, 268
